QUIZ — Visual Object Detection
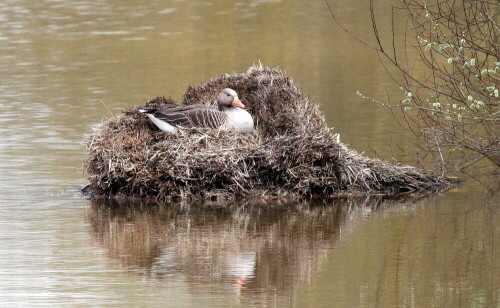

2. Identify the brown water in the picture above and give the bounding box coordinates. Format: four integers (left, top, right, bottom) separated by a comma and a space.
0, 0, 498, 307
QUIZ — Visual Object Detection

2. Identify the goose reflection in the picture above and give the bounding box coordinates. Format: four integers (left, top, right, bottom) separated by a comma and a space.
225, 251, 255, 289
86, 196, 423, 299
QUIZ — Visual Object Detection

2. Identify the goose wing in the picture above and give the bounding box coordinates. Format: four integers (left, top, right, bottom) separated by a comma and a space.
162, 104, 216, 112
153, 107, 227, 128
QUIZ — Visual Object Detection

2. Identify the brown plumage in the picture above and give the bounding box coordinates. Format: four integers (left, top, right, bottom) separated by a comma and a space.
140, 105, 225, 128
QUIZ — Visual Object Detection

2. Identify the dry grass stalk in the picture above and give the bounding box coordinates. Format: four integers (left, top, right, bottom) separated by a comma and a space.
83, 65, 452, 201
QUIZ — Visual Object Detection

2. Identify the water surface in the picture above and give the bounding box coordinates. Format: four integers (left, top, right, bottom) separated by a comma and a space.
0, 0, 498, 307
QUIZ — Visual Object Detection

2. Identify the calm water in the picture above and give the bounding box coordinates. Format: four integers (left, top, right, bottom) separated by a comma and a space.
0, 0, 498, 307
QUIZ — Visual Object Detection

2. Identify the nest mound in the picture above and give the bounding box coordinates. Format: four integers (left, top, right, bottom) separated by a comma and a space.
84, 65, 451, 201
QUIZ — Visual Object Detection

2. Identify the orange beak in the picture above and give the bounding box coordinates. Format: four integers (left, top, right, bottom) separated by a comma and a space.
232, 97, 245, 108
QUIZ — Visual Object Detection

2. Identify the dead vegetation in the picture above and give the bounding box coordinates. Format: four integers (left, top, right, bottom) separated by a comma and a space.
83, 65, 452, 201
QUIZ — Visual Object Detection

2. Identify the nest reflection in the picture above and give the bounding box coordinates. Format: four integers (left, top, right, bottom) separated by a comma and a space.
87, 196, 425, 298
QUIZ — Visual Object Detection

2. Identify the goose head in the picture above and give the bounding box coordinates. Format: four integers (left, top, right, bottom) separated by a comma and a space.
217, 88, 245, 110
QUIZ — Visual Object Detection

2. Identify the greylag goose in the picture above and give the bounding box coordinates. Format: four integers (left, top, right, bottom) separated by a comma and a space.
139, 88, 254, 133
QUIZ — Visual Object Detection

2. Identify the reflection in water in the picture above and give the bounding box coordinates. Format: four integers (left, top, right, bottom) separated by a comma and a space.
296, 189, 499, 307
87, 196, 427, 304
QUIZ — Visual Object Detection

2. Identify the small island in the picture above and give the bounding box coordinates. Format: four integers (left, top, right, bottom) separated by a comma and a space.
83, 65, 452, 201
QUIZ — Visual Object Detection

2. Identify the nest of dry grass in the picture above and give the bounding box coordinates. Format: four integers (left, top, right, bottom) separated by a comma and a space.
83, 65, 452, 201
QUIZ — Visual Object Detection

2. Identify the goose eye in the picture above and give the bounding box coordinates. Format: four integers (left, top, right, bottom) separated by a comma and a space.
227, 94, 230, 97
